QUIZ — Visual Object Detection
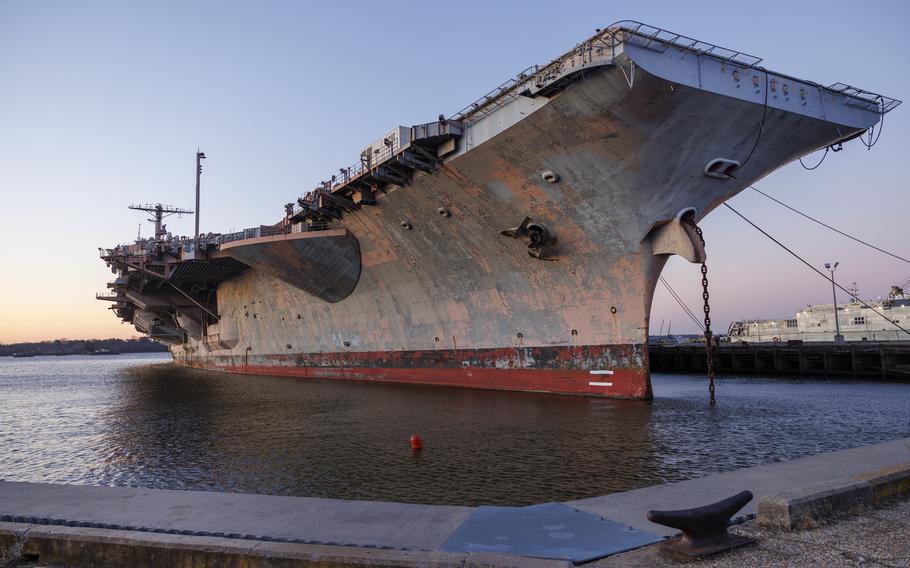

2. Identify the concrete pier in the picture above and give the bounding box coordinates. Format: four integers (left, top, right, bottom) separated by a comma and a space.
568, 437, 910, 535
649, 341, 910, 379
1, 437, 909, 566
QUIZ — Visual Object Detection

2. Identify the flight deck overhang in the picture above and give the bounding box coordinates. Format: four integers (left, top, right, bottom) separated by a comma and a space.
98, 224, 361, 346
446, 20, 899, 152
216, 229, 361, 304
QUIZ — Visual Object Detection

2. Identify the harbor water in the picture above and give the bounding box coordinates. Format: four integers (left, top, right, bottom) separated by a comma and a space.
1, 353, 908, 506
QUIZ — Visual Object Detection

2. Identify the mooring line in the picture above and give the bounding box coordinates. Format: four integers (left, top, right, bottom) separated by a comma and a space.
658, 276, 705, 332
724, 203, 910, 337
750, 185, 910, 264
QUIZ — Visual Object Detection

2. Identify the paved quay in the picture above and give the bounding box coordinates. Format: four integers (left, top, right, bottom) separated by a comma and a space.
0, 484, 473, 551
594, 497, 910, 568
569, 436, 910, 536
1, 436, 909, 566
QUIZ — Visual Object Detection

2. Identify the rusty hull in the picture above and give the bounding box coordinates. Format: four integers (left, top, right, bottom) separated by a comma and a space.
167, 53, 869, 399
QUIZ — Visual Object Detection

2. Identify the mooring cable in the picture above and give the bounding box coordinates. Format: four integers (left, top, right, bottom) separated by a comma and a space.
750, 185, 910, 264
736, 69, 770, 170
724, 202, 910, 337
659, 275, 705, 331
798, 146, 829, 170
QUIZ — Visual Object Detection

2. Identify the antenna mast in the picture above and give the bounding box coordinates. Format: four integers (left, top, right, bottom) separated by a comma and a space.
195, 149, 206, 239
128, 203, 193, 239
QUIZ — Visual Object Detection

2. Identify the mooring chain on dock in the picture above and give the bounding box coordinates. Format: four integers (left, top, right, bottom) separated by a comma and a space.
688, 219, 716, 405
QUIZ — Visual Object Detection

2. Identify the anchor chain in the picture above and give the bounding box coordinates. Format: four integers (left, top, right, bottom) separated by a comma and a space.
687, 220, 716, 405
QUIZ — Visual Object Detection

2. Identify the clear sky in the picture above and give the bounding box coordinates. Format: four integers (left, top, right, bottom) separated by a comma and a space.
0, 0, 907, 343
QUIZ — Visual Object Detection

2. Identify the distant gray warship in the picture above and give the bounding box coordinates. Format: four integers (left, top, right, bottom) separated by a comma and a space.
729, 286, 910, 343
100, 21, 899, 399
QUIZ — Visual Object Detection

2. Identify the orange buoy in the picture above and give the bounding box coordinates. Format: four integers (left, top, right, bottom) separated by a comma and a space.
410, 434, 423, 450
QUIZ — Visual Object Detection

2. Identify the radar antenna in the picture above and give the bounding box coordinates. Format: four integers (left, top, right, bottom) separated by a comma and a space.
128, 203, 193, 239
847, 282, 860, 303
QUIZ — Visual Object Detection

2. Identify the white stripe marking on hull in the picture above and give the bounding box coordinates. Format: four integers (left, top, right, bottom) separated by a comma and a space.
589, 381, 614, 387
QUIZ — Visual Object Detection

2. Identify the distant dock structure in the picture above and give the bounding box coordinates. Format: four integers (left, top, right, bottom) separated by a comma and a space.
650, 341, 910, 379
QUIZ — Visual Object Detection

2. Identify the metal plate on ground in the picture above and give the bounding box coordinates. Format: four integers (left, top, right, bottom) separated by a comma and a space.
438, 502, 663, 564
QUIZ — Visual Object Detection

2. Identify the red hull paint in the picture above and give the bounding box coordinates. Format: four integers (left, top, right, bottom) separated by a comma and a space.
176, 344, 653, 399
180, 362, 651, 398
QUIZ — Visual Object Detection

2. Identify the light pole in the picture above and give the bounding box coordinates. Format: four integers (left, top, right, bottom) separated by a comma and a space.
824, 262, 844, 343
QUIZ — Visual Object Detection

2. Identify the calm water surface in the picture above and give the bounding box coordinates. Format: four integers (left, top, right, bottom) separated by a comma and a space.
1, 353, 908, 505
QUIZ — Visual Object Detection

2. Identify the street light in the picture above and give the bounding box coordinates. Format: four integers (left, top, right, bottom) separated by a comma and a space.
824, 262, 844, 343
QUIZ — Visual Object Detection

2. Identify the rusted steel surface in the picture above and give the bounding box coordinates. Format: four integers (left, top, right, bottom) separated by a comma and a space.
179, 343, 649, 398
84, 21, 892, 400
173, 61, 862, 400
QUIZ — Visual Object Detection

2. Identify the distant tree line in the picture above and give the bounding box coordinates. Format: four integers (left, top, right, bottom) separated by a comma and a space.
0, 337, 169, 357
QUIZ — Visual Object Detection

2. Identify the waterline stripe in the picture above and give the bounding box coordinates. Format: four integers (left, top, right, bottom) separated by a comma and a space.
588, 381, 613, 387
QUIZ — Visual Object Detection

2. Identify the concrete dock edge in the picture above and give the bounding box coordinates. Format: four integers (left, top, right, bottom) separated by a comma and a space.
0, 522, 571, 568
756, 461, 910, 530
2, 439, 909, 566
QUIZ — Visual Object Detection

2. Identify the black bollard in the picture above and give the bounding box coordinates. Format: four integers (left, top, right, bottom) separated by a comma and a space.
647, 490, 754, 561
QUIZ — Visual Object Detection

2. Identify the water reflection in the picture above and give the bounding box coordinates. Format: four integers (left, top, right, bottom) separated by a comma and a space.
1, 354, 908, 506
98, 363, 667, 503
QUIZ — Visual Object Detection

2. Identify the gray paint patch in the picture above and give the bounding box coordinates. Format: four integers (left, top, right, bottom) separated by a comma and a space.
438, 502, 662, 563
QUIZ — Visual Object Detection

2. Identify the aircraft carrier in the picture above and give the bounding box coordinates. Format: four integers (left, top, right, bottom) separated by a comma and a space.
98, 21, 899, 399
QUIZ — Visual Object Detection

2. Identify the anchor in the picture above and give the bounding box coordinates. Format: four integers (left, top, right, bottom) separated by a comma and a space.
500, 217, 556, 259
647, 490, 754, 561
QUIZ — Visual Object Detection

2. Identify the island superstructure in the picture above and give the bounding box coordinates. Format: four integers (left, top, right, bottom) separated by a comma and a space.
98, 21, 900, 399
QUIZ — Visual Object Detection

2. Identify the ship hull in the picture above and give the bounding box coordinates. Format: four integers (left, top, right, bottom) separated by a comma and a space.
163, 37, 880, 400
179, 343, 649, 398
